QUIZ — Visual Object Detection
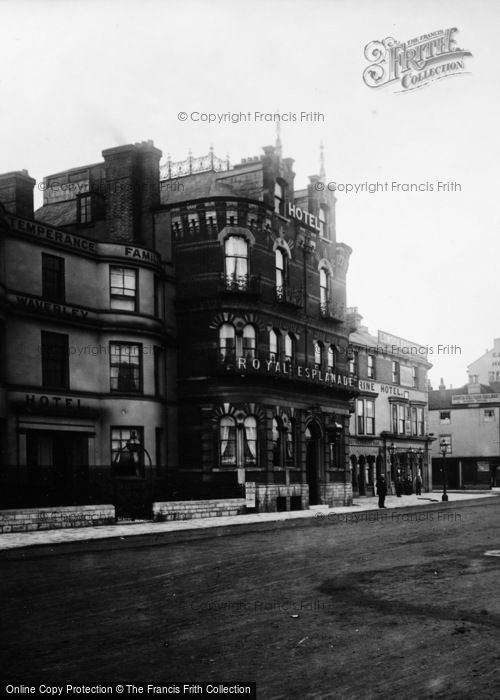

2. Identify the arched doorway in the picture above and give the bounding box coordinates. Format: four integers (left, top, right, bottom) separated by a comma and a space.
305, 423, 321, 505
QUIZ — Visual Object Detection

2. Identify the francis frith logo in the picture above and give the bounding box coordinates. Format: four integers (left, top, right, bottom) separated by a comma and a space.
363, 28, 472, 92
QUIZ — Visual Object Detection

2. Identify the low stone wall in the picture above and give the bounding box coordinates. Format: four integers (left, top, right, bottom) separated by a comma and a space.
0, 505, 115, 533
153, 498, 247, 521
321, 482, 352, 507
255, 484, 308, 512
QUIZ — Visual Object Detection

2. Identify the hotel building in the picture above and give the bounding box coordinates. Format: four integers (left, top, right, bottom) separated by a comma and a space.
348, 314, 433, 494
161, 144, 356, 511
0, 143, 176, 519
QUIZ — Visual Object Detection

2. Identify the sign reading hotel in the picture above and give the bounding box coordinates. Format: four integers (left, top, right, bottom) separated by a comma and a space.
358, 380, 410, 397
363, 28, 472, 92
287, 203, 320, 232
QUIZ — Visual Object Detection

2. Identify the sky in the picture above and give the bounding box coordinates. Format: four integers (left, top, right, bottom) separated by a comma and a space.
1, 0, 497, 389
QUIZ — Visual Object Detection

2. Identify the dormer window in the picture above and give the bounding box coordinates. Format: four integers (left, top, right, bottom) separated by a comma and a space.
77, 194, 92, 224
274, 181, 284, 215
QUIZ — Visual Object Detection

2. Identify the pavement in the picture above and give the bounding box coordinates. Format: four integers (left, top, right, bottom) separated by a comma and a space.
1, 489, 498, 551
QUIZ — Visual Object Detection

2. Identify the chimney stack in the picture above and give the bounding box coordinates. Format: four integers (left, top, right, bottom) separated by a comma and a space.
102, 141, 162, 245
0, 170, 36, 219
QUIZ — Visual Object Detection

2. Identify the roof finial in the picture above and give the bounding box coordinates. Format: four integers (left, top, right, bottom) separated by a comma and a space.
275, 114, 282, 157
320, 141, 326, 181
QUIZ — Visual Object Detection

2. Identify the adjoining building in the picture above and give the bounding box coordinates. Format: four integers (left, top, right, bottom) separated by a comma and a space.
428, 378, 500, 489
0, 142, 176, 519
348, 312, 433, 495
466, 338, 500, 385
160, 144, 356, 511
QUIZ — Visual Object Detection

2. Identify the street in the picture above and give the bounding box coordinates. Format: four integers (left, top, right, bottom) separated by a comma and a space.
1, 499, 500, 699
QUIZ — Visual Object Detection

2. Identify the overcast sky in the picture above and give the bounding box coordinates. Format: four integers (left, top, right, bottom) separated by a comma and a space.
1, 0, 497, 389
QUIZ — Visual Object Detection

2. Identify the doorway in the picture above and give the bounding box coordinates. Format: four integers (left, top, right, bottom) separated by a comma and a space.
25, 430, 89, 505
305, 423, 321, 505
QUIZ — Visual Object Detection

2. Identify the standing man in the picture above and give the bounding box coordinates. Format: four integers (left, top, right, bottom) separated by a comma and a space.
377, 475, 387, 509
415, 471, 422, 496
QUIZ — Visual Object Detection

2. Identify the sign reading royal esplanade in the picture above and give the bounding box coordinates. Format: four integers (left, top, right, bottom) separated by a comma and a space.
231, 356, 356, 389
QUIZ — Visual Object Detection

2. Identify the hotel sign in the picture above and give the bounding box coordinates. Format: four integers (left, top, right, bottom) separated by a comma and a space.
25, 394, 86, 409
287, 204, 320, 232
358, 380, 414, 397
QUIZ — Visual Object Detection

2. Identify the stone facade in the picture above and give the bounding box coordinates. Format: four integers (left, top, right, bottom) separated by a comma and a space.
0, 505, 115, 533
153, 499, 246, 521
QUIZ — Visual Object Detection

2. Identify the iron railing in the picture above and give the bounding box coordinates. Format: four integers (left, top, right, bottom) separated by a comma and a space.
320, 301, 345, 322
218, 272, 261, 294
275, 284, 304, 307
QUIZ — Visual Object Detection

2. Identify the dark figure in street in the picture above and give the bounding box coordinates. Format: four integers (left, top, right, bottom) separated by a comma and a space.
395, 472, 403, 497
377, 475, 387, 508
415, 473, 422, 496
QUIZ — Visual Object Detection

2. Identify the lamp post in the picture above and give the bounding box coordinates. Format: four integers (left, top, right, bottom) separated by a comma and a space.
416, 447, 424, 492
389, 442, 395, 486
126, 430, 153, 477
440, 438, 449, 502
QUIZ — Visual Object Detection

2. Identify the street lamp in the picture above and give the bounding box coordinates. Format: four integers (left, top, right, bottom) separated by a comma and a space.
389, 442, 395, 484
126, 430, 153, 476
440, 438, 449, 502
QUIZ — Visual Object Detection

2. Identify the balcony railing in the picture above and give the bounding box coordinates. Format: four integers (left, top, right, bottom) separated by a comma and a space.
219, 272, 261, 295
275, 284, 304, 307
320, 301, 345, 322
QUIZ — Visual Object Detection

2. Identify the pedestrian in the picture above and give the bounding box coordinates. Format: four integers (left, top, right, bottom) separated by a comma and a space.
395, 471, 403, 497
377, 475, 387, 508
415, 472, 422, 496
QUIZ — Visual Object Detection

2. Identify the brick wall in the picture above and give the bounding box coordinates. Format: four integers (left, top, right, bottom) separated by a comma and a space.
0, 505, 115, 533
153, 498, 246, 522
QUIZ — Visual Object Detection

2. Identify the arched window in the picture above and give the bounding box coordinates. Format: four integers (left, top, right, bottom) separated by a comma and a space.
219, 323, 235, 360
320, 268, 329, 306
219, 416, 237, 466
272, 416, 295, 468
242, 324, 256, 359
243, 416, 257, 466
285, 419, 295, 467
328, 345, 336, 372
314, 341, 323, 368
272, 417, 281, 466
269, 329, 278, 360
219, 415, 258, 472
284, 333, 294, 362
275, 248, 287, 289
274, 181, 284, 215
224, 236, 248, 284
